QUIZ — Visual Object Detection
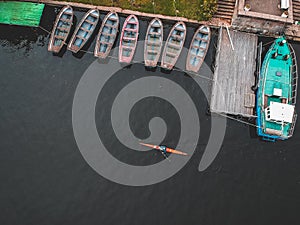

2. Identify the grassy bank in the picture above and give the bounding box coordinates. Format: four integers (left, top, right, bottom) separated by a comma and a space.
58, 0, 217, 21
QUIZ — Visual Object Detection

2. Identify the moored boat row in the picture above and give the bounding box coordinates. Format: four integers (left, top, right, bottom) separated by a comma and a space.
48, 6, 211, 72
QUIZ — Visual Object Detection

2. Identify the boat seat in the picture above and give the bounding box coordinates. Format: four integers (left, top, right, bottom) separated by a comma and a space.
192, 45, 206, 50
195, 37, 207, 42
175, 27, 185, 32
123, 37, 136, 41
105, 23, 117, 28
172, 34, 183, 40
149, 32, 161, 36
55, 35, 66, 40
128, 21, 138, 25
102, 33, 116, 37
147, 50, 159, 54
100, 41, 112, 46
108, 17, 118, 21
151, 24, 161, 28
75, 35, 86, 40
192, 54, 204, 59
80, 27, 91, 33
166, 52, 177, 58
124, 28, 137, 32
57, 27, 69, 32
60, 18, 71, 23
63, 11, 73, 16
147, 41, 160, 46
199, 30, 209, 35
85, 19, 97, 25
122, 46, 133, 50
168, 42, 181, 49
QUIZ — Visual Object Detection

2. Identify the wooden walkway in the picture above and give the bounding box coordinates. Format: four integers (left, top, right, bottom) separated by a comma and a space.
210, 28, 258, 118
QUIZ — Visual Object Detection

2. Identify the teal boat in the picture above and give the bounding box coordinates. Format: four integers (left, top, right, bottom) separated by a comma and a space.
256, 37, 298, 141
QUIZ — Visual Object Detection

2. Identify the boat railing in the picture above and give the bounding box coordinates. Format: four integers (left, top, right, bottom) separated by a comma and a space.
289, 44, 298, 105
288, 113, 297, 137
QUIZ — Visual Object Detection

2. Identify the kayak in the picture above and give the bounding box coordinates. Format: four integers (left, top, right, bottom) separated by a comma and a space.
140, 143, 188, 156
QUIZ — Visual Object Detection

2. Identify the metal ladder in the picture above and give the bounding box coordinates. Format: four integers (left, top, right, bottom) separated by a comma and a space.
289, 44, 298, 105
288, 44, 298, 137
289, 113, 298, 137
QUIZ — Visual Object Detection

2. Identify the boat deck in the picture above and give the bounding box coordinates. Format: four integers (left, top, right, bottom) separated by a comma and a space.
210, 28, 258, 117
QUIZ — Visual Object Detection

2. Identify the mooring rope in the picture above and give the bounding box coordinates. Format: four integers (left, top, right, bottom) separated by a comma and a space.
38, 25, 51, 34
215, 112, 261, 129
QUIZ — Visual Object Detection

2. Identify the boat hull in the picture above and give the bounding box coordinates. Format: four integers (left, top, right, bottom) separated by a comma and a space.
48, 5, 73, 53
256, 37, 298, 141
186, 25, 211, 73
67, 9, 100, 53
119, 15, 139, 64
161, 22, 186, 70
144, 18, 163, 67
94, 12, 119, 58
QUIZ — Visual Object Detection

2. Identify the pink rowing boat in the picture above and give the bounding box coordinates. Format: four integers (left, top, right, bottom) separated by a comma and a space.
119, 15, 139, 63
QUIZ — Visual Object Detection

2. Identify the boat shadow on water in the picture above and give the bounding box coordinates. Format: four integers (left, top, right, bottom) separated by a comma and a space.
160, 67, 173, 74
145, 66, 158, 73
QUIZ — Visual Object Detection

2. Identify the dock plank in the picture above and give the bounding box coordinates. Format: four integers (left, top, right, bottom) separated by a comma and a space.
210, 28, 257, 117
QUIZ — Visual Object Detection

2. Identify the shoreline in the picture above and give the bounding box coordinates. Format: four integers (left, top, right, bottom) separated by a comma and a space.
23, 0, 230, 27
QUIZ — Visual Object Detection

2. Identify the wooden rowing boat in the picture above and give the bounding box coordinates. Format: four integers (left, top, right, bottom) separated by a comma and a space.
48, 5, 73, 53
144, 18, 163, 67
119, 15, 139, 63
186, 25, 211, 73
67, 9, 100, 53
161, 22, 186, 70
140, 143, 188, 156
94, 11, 119, 58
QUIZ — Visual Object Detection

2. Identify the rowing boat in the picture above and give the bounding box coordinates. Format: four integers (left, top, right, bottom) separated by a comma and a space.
67, 9, 100, 53
144, 18, 163, 67
48, 5, 73, 53
140, 143, 188, 156
94, 11, 119, 58
119, 15, 139, 63
161, 22, 186, 70
186, 25, 211, 73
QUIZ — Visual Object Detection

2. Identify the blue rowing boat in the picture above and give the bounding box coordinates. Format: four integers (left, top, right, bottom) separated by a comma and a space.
161, 22, 186, 70
48, 5, 73, 53
94, 12, 119, 58
186, 25, 211, 73
68, 9, 100, 53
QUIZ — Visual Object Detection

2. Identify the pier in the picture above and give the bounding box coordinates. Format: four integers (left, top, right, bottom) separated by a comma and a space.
210, 28, 258, 118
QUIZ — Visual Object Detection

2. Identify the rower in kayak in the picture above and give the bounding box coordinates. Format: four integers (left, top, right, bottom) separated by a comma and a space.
139, 143, 188, 156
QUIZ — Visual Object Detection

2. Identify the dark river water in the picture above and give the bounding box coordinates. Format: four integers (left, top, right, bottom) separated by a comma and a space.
0, 5, 300, 225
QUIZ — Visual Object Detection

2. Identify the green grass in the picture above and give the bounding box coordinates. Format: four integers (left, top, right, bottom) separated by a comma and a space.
58, 0, 217, 21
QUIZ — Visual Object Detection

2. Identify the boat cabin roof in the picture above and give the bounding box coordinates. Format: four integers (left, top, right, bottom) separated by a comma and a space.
267, 101, 295, 123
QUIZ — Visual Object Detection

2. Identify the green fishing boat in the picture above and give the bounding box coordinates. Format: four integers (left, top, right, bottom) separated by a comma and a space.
256, 37, 298, 141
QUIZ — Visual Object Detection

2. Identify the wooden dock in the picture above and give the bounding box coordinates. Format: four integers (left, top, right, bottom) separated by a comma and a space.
210, 28, 258, 118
